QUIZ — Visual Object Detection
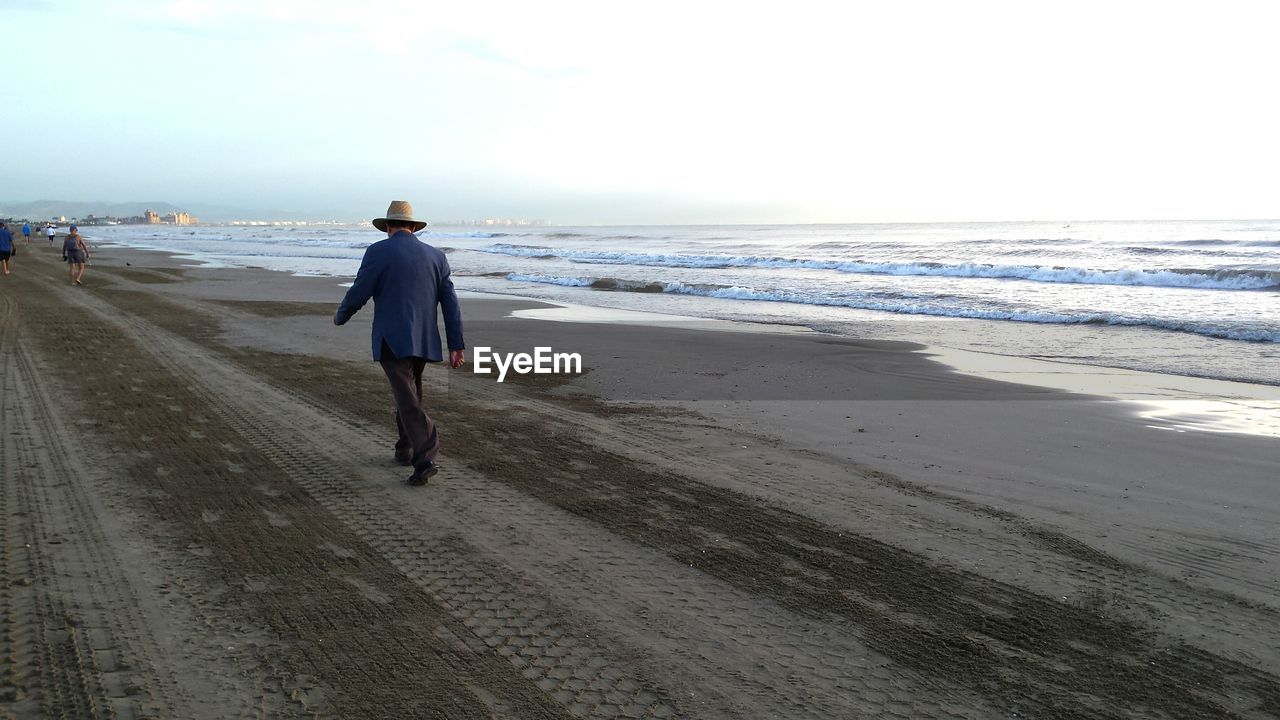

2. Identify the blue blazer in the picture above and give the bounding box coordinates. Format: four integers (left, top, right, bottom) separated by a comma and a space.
334, 230, 464, 361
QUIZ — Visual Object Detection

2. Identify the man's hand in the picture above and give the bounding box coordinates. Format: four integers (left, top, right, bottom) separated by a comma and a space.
449, 349, 465, 369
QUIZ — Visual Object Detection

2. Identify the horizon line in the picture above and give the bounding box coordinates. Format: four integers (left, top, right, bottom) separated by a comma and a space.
4, 200, 1278, 228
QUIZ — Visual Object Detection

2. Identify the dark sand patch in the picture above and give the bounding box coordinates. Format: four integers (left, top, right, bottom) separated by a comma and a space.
212, 299, 337, 317
98, 266, 188, 284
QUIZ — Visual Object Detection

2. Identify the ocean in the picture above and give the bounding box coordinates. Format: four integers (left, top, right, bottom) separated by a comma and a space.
85, 220, 1280, 387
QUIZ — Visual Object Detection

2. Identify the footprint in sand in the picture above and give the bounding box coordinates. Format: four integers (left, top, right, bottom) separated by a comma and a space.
186, 544, 214, 558
319, 542, 357, 560
342, 576, 391, 605
262, 510, 291, 527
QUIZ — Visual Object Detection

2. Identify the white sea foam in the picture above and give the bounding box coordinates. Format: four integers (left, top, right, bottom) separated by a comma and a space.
420, 231, 506, 239
505, 273, 1280, 343
481, 244, 1280, 290
505, 273, 595, 287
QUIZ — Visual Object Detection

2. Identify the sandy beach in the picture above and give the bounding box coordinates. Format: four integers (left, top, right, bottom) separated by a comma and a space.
2, 239, 1278, 719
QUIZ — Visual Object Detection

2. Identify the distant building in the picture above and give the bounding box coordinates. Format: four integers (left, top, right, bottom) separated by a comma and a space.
448, 218, 547, 227
137, 209, 197, 225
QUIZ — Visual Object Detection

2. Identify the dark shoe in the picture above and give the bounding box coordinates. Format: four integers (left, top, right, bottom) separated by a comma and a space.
406, 461, 439, 486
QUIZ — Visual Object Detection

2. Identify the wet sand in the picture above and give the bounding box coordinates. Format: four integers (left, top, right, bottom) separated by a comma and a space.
2, 240, 1278, 718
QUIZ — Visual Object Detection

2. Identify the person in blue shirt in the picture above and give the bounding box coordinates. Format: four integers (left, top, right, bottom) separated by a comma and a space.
334, 200, 466, 486
21, 221, 31, 243
0, 223, 14, 275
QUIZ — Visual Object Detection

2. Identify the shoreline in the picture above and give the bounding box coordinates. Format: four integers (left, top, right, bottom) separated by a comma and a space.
86, 237, 1280, 437
91, 232, 1280, 389
464, 274, 1280, 388
505, 295, 1280, 438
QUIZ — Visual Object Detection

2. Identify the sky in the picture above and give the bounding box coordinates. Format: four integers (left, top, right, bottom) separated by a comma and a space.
4, 0, 1279, 224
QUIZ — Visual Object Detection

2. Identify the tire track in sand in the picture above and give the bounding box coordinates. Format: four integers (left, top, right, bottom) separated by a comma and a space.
514, 398, 1280, 670
85, 269, 1008, 718
4, 265, 319, 719
234, 338, 1280, 718
398, 336, 1280, 668
1, 290, 184, 719
10, 267, 575, 719
57, 279, 684, 718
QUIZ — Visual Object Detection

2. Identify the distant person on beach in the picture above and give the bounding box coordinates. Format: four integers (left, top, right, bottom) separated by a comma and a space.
21, 221, 31, 243
334, 200, 465, 486
0, 223, 14, 275
64, 225, 89, 285
46, 224, 56, 243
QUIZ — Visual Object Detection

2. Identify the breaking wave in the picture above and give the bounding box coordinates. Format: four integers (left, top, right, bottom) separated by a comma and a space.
503, 273, 1280, 343
481, 244, 1279, 290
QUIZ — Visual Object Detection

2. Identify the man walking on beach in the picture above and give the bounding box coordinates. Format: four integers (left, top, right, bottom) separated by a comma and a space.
46, 224, 56, 243
21, 221, 31, 243
334, 200, 465, 486
0, 223, 15, 275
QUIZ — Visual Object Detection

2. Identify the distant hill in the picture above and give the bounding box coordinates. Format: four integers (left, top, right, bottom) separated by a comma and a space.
0, 200, 182, 221
0, 199, 339, 223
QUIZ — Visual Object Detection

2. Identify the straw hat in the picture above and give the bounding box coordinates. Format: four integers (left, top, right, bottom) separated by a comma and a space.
372, 200, 428, 232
